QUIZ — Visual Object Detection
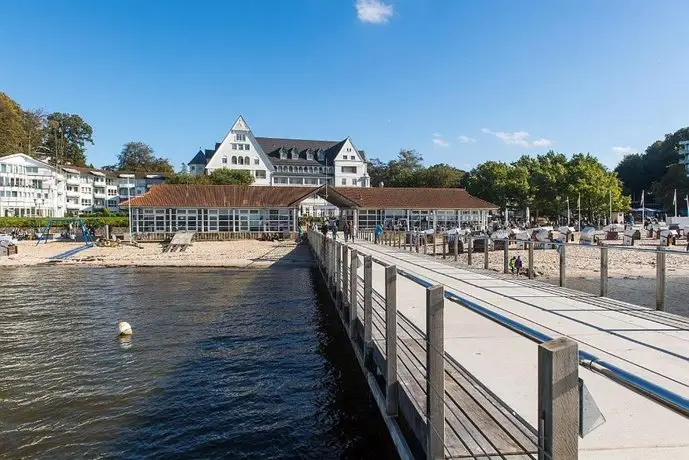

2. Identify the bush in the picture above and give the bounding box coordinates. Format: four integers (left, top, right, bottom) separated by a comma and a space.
0, 216, 128, 229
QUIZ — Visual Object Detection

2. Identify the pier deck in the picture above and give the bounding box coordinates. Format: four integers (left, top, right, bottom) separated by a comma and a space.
349, 239, 689, 459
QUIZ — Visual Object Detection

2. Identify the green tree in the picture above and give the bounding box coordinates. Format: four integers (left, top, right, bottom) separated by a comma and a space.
413, 163, 466, 188
465, 161, 528, 209
650, 164, 689, 215
567, 154, 630, 221
117, 141, 174, 172
0, 92, 23, 154
166, 173, 209, 184
614, 127, 689, 200
44, 112, 94, 166
208, 168, 255, 185
19, 108, 47, 156
366, 158, 388, 187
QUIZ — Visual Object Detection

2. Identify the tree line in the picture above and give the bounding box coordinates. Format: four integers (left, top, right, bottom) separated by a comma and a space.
614, 126, 689, 213
367, 149, 629, 222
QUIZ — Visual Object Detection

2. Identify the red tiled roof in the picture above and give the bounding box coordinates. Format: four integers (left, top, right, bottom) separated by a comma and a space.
323, 187, 498, 210
121, 184, 319, 208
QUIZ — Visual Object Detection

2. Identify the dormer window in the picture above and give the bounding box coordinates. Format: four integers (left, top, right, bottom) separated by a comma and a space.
290, 148, 298, 160
316, 149, 324, 161
280, 148, 287, 160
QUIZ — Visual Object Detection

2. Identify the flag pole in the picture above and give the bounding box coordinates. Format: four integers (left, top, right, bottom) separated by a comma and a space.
674, 189, 678, 217
641, 190, 645, 225
567, 197, 570, 227
577, 193, 581, 232
609, 189, 612, 224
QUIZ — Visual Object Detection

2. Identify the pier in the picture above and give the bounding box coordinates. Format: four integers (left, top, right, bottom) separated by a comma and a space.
307, 229, 689, 459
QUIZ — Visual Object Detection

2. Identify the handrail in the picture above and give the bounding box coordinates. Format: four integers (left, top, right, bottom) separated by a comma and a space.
394, 267, 689, 419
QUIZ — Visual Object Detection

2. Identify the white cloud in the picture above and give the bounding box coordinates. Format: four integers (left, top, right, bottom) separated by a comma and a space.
355, 0, 394, 24
532, 138, 553, 148
612, 146, 637, 156
432, 133, 449, 148
457, 135, 476, 144
482, 128, 552, 148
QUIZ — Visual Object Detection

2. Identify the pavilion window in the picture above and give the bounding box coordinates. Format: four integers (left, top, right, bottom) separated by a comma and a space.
207, 209, 219, 232
155, 209, 166, 232
218, 209, 230, 232
231, 156, 237, 164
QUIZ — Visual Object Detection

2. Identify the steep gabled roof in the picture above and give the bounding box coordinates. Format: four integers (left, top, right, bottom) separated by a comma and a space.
256, 137, 340, 156
120, 184, 320, 208
189, 150, 209, 166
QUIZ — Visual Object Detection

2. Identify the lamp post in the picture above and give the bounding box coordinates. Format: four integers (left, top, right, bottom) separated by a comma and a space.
128, 179, 133, 243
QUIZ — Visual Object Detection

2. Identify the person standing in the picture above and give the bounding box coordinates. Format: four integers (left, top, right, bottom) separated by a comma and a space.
515, 255, 523, 276
375, 223, 383, 244
343, 220, 350, 242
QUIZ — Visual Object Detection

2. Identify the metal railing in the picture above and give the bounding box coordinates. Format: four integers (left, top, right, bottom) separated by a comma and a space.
308, 229, 584, 459
358, 229, 689, 313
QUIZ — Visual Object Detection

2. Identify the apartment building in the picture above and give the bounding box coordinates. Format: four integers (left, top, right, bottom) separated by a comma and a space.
0, 154, 65, 218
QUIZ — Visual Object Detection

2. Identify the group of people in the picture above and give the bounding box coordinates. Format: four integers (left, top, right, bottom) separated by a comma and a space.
319, 219, 357, 242
509, 255, 524, 276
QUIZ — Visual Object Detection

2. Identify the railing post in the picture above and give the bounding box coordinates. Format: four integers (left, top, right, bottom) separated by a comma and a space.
484, 237, 489, 270
503, 239, 509, 274
426, 285, 445, 460
528, 241, 535, 279
424, 234, 428, 254
454, 235, 459, 262
385, 265, 398, 416
342, 244, 349, 308
364, 255, 373, 365
416, 232, 420, 253
442, 235, 446, 259
538, 337, 579, 460
432, 232, 437, 256
559, 244, 566, 288
335, 242, 341, 305
600, 247, 608, 297
656, 249, 666, 311
350, 249, 358, 334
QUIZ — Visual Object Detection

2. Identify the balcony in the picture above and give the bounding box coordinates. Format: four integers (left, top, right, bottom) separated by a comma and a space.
66, 177, 80, 186
66, 189, 80, 197
93, 190, 107, 199
66, 201, 81, 210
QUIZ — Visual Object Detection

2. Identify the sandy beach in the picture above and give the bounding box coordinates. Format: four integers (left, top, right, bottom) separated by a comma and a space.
0, 239, 307, 268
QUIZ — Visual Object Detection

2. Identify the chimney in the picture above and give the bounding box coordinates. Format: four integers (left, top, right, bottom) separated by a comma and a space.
379, 181, 384, 188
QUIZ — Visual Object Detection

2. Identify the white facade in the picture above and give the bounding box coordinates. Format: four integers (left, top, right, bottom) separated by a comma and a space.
187, 116, 370, 216
0, 154, 65, 218
63, 167, 166, 215
679, 141, 689, 175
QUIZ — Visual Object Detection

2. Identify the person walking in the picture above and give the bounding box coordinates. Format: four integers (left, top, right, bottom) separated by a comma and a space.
347, 221, 354, 241
515, 255, 523, 276
509, 256, 516, 275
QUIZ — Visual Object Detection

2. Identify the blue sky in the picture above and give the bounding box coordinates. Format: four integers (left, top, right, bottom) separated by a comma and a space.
1, 0, 688, 171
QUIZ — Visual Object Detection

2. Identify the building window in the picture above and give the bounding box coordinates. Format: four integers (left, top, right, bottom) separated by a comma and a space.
253, 158, 259, 165
231, 156, 237, 164
280, 150, 287, 159
238, 157, 244, 165
341, 178, 346, 185
222, 157, 228, 164
235, 133, 246, 141
244, 144, 250, 151
347, 148, 352, 152
341, 166, 357, 174
255, 170, 266, 179
244, 156, 250, 165
232, 144, 237, 150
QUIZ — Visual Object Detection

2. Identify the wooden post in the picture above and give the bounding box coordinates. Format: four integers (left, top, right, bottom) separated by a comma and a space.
484, 237, 489, 270
385, 265, 398, 416
467, 237, 472, 265
442, 235, 446, 259
432, 232, 437, 256
559, 244, 566, 288
426, 285, 445, 460
454, 235, 459, 262
364, 255, 373, 364
600, 247, 608, 297
416, 232, 420, 253
656, 249, 666, 311
503, 239, 509, 274
424, 235, 428, 254
350, 249, 358, 334
528, 241, 535, 280
538, 337, 579, 460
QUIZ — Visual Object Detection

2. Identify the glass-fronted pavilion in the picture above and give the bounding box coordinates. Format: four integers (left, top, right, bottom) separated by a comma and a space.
319, 187, 498, 231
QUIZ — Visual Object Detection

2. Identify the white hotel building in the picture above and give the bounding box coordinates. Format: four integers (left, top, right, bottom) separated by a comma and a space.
0, 153, 166, 218
188, 116, 370, 215
679, 140, 689, 175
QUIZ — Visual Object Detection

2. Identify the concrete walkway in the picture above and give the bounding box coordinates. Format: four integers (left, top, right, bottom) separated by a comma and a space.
348, 239, 689, 460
